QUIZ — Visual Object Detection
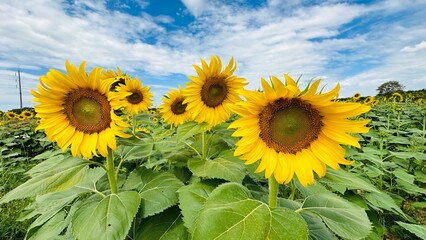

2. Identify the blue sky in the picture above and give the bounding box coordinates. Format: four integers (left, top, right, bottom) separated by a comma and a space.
0, 0, 425, 111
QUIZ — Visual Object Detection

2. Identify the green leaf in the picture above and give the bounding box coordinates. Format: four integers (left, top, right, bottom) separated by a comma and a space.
389, 151, 417, 159
300, 212, 335, 240
123, 168, 184, 218
72, 191, 141, 240
188, 152, 246, 183
393, 168, 415, 183
27, 210, 67, 240
364, 191, 407, 219
300, 193, 371, 240
176, 121, 209, 142
321, 168, 380, 193
177, 181, 216, 234
116, 138, 153, 161
396, 222, 426, 239
135, 206, 188, 240
0, 157, 89, 204
388, 136, 411, 145
193, 183, 308, 240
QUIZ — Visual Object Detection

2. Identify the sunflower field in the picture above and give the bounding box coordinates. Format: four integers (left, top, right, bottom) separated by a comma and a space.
0, 58, 425, 240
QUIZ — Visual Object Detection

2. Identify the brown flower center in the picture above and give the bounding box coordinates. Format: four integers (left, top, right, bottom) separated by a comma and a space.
127, 91, 143, 104
64, 88, 112, 133
171, 98, 187, 115
258, 98, 322, 154
201, 76, 228, 107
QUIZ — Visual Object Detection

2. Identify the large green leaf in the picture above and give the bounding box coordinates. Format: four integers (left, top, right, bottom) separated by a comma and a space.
300, 193, 371, 240
175, 121, 209, 142
27, 210, 68, 240
364, 191, 407, 219
0, 157, 89, 204
321, 168, 380, 193
116, 138, 153, 161
188, 151, 246, 183
193, 183, 308, 240
177, 181, 216, 234
135, 206, 188, 240
72, 191, 140, 240
123, 168, 184, 218
397, 221, 426, 239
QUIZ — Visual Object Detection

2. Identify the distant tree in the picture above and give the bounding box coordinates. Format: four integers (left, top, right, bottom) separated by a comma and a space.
377, 81, 405, 95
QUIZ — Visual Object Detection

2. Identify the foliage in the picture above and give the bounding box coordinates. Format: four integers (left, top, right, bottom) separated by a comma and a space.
376, 81, 405, 96
1, 91, 426, 240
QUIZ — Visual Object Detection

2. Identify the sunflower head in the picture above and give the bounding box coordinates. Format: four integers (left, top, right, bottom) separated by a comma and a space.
183, 56, 247, 127
364, 96, 374, 104
6, 112, 17, 119
159, 85, 192, 127
110, 78, 153, 115
372, 99, 380, 106
31, 61, 131, 159
229, 74, 371, 187
352, 92, 361, 100
22, 110, 34, 119
152, 117, 159, 124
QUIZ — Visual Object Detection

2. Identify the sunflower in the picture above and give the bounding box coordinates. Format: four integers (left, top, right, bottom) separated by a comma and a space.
152, 117, 159, 124
135, 127, 150, 134
228, 75, 371, 187
31, 61, 131, 159
110, 78, 153, 115
364, 96, 374, 104
22, 110, 34, 119
17, 114, 26, 121
352, 93, 361, 100
6, 112, 16, 119
159, 85, 192, 126
183, 56, 247, 127
372, 99, 380, 106
392, 92, 404, 102
101, 67, 129, 91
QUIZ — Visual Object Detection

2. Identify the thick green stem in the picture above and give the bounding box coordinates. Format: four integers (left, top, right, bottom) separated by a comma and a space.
106, 148, 118, 194
268, 176, 279, 209
201, 131, 206, 160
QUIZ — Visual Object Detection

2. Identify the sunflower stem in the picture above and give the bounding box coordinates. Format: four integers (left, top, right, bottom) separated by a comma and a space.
268, 176, 279, 209
201, 130, 206, 160
106, 148, 118, 194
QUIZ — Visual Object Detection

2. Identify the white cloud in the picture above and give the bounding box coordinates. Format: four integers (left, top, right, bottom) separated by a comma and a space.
180, 0, 207, 18
401, 41, 426, 52
0, 0, 425, 111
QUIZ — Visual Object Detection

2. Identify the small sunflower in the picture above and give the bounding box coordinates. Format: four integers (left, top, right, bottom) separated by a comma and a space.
31, 61, 131, 159
22, 110, 34, 119
101, 67, 130, 91
6, 112, 16, 119
110, 78, 153, 115
229, 75, 371, 187
183, 56, 247, 127
372, 99, 380, 106
135, 127, 150, 134
152, 117, 159, 124
17, 114, 26, 121
159, 85, 192, 126
352, 93, 361, 100
364, 96, 374, 104
392, 92, 404, 102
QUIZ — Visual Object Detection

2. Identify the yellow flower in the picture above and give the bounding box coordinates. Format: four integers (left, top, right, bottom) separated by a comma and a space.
352, 93, 361, 100
183, 56, 247, 127
229, 75, 371, 187
110, 78, 153, 115
159, 85, 192, 126
101, 67, 130, 91
392, 92, 404, 102
5, 112, 16, 119
31, 61, 131, 159
152, 117, 159, 124
17, 114, 26, 121
135, 127, 150, 134
372, 99, 380, 106
21, 110, 34, 119
364, 96, 374, 104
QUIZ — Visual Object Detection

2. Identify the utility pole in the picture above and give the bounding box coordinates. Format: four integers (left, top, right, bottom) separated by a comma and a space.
18, 66, 23, 109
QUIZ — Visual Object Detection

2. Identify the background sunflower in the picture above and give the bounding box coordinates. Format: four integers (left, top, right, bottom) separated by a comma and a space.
111, 78, 153, 115
183, 56, 247, 127
159, 85, 191, 127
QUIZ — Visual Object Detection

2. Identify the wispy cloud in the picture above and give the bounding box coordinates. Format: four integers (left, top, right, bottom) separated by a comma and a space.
0, 0, 425, 110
